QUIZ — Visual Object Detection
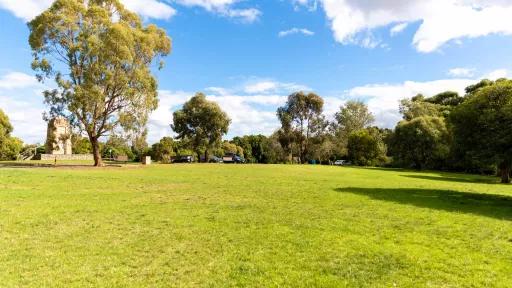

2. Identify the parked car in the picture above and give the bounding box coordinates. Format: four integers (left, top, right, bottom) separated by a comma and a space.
334, 160, 351, 166
173, 155, 194, 163
222, 153, 245, 164
209, 156, 223, 163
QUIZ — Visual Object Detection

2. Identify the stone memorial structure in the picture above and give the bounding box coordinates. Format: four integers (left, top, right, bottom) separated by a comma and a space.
35, 117, 94, 161
45, 117, 72, 155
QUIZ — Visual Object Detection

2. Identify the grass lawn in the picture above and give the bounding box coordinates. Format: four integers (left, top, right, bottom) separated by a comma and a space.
0, 163, 511, 287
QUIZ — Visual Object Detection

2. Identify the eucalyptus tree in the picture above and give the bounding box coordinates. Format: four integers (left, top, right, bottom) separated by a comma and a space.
277, 92, 324, 163
29, 0, 171, 166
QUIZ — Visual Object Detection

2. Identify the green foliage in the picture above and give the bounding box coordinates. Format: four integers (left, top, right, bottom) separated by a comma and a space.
332, 101, 375, 157
28, 0, 171, 166
399, 96, 443, 120
450, 79, 512, 182
221, 141, 243, 155
347, 128, 386, 166
0, 108, 13, 137
277, 92, 324, 163
400, 92, 463, 121
71, 134, 93, 154
101, 135, 133, 160
333, 100, 375, 136
0, 108, 23, 160
172, 93, 231, 162
391, 116, 450, 170
0, 137, 23, 161
151, 137, 176, 163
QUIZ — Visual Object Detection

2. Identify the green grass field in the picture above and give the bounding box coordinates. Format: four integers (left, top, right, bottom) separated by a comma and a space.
1, 163, 511, 287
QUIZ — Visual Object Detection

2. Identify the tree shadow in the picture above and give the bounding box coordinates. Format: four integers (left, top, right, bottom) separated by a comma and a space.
335, 187, 512, 221
402, 175, 498, 184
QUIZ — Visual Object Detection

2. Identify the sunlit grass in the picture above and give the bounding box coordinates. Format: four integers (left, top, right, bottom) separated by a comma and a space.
0, 164, 511, 287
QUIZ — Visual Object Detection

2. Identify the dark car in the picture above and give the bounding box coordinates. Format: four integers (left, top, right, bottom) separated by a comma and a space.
209, 156, 223, 163
173, 155, 194, 163
222, 153, 245, 164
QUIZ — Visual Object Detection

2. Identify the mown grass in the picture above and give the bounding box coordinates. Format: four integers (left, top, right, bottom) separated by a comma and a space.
0, 163, 511, 287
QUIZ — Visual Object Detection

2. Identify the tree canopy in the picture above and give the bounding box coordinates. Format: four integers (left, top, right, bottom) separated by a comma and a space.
391, 116, 451, 170
172, 93, 231, 162
277, 92, 324, 163
28, 0, 171, 166
450, 79, 512, 183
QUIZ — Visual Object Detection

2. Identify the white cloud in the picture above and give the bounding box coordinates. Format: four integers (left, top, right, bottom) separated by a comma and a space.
296, 0, 512, 52
278, 28, 315, 37
243, 80, 310, 94
0, 0, 261, 22
485, 68, 508, 80
390, 23, 408, 36
0, 0, 176, 21
175, 0, 261, 22
448, 67, 476, 78
0, 72, 45, 143
122, 0, 176, 20
0, 72, 39, 89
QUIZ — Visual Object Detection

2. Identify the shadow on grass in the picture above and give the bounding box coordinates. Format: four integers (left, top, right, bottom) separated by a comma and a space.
336, 187, 512, 220
402, 175, 498, 184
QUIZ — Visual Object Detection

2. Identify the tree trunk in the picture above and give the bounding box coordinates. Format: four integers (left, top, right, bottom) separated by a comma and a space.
91, 137, 103, 167
204, 150, 209, 163
499, 161, 510, 184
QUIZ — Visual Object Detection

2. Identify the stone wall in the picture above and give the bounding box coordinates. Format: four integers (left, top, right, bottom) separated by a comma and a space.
37, 154, 94, 161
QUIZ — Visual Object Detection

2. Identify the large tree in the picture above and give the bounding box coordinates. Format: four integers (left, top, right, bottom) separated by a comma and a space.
391, 116, 451, 170
277, 92, 324, 163
172, 93, 230, 162
450, 79, 512, 183
28, 0, 171, 166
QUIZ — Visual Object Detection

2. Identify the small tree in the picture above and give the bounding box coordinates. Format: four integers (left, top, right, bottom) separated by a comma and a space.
172, 93, 231, 162
151, 137, 176, 163
277, 92, 324, 163
29, 0, 171, 166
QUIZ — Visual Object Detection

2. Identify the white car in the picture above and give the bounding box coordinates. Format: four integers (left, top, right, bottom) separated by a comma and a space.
334, 160, 350, 166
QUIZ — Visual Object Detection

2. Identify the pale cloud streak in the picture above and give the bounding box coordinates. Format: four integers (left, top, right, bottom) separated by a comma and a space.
278, 28, 315, 37
448, 67, 475, 78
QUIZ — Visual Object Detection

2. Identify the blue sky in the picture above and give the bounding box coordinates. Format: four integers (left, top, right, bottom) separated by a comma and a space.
2, 0, 512, 144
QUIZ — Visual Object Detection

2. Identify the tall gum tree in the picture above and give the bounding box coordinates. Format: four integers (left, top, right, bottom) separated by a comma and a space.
28, 0, 171, 166
277, 92, 324, 163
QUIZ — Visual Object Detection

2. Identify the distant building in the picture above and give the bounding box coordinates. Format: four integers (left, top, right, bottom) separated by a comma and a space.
45, 117, 72, 155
